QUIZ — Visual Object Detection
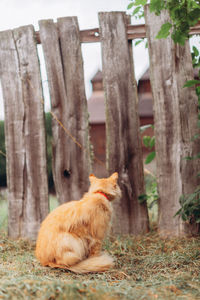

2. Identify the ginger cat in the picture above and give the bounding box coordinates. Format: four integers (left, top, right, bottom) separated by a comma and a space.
35, 172, 121, 274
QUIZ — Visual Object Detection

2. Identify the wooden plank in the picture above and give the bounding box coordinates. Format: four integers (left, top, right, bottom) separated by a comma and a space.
0, 26, 49, 239
126, 24, 146, 40
39, 19, 68, 204
35, 21, 200, 44
39, 18, 91, 204
99, 12, 149, 235
145, 7, 200, 237
57, 17, 91, 202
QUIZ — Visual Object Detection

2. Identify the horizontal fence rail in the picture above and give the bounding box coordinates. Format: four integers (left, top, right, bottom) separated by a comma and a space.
35, 21, 200, 44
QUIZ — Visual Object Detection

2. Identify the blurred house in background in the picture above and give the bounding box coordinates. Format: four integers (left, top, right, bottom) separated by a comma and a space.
87, 69, 154, 177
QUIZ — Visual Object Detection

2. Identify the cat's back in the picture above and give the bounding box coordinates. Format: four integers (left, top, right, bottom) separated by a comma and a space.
40, 200, 77, 229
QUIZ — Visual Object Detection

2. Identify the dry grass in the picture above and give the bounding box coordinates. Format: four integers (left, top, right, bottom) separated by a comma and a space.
0, 191, 200, 299
0, 230, 200, 299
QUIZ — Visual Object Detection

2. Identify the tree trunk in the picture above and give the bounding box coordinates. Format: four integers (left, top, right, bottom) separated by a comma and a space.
0, 26, 49, 239
145, 7, 200, 236
99, 12, 149, 235
39, 18, 91, 204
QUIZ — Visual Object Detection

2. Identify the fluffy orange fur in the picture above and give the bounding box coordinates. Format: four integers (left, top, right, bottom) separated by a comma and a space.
35, 172, 121, 274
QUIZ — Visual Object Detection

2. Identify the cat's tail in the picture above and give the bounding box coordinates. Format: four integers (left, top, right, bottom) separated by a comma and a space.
68, 253, 114, 274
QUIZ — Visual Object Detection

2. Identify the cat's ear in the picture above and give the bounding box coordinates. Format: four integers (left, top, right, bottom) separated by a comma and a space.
89, 174, 96, 183
110, 172, 118, 181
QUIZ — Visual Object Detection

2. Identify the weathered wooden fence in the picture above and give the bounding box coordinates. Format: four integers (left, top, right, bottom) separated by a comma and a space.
145, 7, 200, 236
0, 26, 49, 239
0, 10, 200, 239
39, 18, 91, 204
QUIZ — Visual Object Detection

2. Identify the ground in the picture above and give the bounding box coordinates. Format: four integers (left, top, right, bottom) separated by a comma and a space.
0, 193, 200, 299
0, 231, 200, 299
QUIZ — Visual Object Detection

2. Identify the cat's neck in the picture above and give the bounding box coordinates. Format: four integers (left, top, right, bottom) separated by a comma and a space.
85, 190, 114, 202
95, 191, 109, 201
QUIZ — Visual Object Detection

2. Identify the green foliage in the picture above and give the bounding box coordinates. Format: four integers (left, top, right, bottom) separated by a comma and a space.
190, 45, 200, 108
0, 195, 58, 233
175, 186, 200, 223
127, 0, 200, 45
145, 151, 156, 164
142, 131, 156, 164
149, 0, 165, 15
145, 176, 159, 226
134, 39, 144, 46
183, 79, 200, 87
146, 180, 158, 210
175, 43, 200, 224
138, 193, 148, 204
49, 195, 59, 212
143, 135, 155, 149
156, 22, 172, 39
0, 192, 7, 230
139, 177, 158, 208
128, 0, 147, 18
138, 172, 158, 228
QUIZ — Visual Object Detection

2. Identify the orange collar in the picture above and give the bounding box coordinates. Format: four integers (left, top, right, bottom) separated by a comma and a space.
96, 191, 109, 200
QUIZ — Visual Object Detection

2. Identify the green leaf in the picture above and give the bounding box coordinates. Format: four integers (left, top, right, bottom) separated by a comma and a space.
149, 136, 155, 149
196, 86, 200, 93
143, 136, 151, 148
191, 133, 200, 141
132, 6, 141, 16
142, 135, 155, 151
171, 30, 187, 45
133, 0, 147, 6
192, 46, 199, 57
127, 2, 135, 10
149, 0, 164, 14
182, 214, 188, 222
184, 156, 193, 160
145, 151, 156, 164
174, 210, 181, 217
135, 39, 143, 46
138, 194, 148, 204
188, 8, 200, 24
156, 22, 172, 39
183, 80, 200, 88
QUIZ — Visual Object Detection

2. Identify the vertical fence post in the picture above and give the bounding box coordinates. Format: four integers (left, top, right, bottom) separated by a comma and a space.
99, 12, 149, 234
0, 26, 49, 239
145, 7, 200, 236
39, 17, 91, 204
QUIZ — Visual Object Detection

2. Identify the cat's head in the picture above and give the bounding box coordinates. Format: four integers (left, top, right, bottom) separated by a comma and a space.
88, 172, 121, 201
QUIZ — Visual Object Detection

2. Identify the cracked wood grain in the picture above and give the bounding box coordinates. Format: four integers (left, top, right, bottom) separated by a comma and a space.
99, 12, 149, 235
145, 7, 200, 236
39, 18, 91, 204
0, 25, 49, 239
